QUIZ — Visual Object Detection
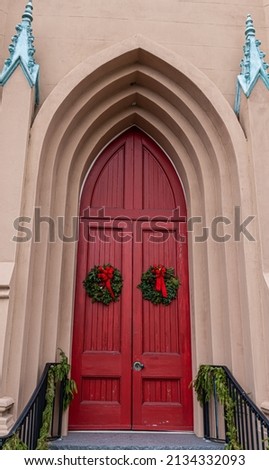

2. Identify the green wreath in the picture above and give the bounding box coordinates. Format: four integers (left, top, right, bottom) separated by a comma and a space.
137, 265, 180, 305
83, 264, 123, 305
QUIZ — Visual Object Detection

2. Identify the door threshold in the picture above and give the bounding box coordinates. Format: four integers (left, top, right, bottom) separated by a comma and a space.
69, 430, 195, 435
51, 431, 225, 450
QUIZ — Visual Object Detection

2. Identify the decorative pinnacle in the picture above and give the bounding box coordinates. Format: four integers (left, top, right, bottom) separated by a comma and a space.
0, 1, 39, 104
235, 15, 269, 114
22, 1, 33, 23
240, 14, 269, 84
245, 14, 255, 38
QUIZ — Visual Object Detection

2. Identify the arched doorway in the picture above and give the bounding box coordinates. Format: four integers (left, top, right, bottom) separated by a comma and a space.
12, 36, 250, 435
69, 128, 193, 431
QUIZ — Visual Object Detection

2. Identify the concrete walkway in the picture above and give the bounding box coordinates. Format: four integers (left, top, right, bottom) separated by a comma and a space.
50, 432, 225, 450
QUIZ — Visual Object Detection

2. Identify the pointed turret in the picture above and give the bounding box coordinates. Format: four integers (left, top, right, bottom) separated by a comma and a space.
0, 1, 39, 104
235, 15, 269, 114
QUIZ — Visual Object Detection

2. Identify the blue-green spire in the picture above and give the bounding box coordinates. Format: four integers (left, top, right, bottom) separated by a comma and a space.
235, 15, 269, 114
0, 1, 39, 104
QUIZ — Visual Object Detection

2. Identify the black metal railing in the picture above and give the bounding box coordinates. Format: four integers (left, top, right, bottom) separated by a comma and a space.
203, 365, 269, 450
0, 363, 64, 450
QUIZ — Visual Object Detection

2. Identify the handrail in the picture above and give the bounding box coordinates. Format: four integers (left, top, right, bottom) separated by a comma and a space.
0, 362, 64, 450
202, 365, 269, 450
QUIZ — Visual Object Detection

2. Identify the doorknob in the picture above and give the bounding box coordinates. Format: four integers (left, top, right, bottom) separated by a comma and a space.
133, 361, 144, 371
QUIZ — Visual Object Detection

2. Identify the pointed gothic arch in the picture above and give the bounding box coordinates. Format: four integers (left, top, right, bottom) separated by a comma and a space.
9, 35, 258, 433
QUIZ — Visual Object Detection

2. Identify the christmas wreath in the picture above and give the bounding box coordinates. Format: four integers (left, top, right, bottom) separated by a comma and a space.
83, 264, 123, 305
137, 265, 180, 305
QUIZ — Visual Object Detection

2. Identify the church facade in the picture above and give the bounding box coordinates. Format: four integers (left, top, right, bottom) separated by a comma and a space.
1, 0, 269, 435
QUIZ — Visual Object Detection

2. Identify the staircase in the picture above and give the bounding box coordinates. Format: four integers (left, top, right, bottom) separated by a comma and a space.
49, 431, 224, 450
2, 363, 268, 450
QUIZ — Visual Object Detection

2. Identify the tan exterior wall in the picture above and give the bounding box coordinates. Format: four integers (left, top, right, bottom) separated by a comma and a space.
1, 0, 269, 436
0, 0, 8, 67
0, 66, 35, 403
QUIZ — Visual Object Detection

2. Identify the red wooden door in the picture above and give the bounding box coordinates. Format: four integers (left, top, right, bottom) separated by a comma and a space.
69, 128, 193, 430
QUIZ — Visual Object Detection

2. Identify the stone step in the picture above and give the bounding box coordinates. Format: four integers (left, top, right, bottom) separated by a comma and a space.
50, 432, 225, 450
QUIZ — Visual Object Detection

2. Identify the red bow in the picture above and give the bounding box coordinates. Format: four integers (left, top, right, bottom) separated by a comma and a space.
98, 266, 115, 299
152, 265, 168, 298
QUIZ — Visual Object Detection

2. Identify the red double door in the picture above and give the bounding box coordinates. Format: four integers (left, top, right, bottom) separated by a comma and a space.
69, 128, 193, 431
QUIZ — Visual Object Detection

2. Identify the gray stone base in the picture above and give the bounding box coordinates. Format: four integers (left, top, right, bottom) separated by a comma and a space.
50, 432, 225, 450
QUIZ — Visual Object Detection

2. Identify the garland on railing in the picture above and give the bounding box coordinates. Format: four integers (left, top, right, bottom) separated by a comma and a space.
2, 350, 77, 451
37, 349, 77, 450
2, 433, 27, 450
36, 367, 55, 450
192, 365, 241, 450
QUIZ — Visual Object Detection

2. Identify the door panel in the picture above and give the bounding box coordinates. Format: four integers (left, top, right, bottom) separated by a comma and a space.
70, 128, 192, 430
69, 221, 132, 429
132, 222, 192, 430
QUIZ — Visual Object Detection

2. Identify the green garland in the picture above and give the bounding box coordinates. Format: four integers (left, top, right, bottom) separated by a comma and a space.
192, 365, 241, 450
2, 433, 28, 450
36, 349, 77, 450
2, 350, 77, 451
83, 264, 123, 305
137, 265, 180, 306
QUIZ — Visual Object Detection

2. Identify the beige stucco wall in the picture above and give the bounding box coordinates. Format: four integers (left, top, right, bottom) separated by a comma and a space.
263, 0, 269, 35
239, 83, 269, 407
0, 0, 8, 67
0, 65, 35, 400
1, 0, 269, 436
2, 0, 268, 107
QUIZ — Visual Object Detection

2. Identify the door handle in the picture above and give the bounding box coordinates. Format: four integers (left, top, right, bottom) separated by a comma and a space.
133, 361, 144, 371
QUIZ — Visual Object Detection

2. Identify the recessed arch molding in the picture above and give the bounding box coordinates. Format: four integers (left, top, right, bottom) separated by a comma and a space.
8, 35, 259, 435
